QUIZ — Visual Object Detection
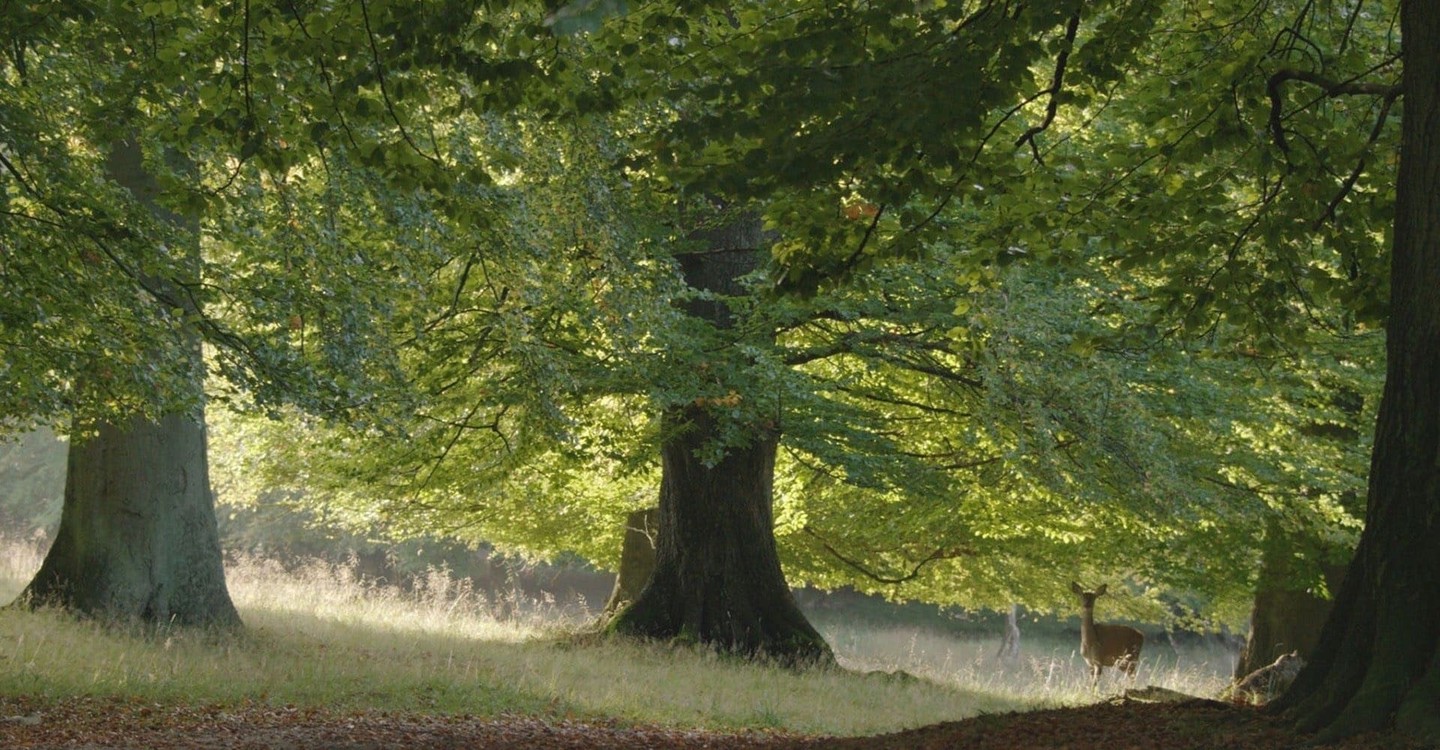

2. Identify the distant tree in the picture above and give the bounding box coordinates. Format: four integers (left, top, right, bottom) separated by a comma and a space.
0, 429, 65, 537
601, 507, 657, 616
996, 604, 1022, 664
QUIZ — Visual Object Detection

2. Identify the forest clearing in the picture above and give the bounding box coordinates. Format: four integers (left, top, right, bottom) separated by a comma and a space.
3, 0, 1438, 747
0, 540, 1425, 749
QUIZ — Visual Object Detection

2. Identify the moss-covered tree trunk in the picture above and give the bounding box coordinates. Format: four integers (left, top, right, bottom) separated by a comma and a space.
14, 135, 240, 629
608, 214, 833, 666
1272, 4, 1440, 742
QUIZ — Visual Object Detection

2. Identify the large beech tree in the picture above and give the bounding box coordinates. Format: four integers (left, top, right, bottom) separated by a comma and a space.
1271, 3, 1440, 742
16, 136, 239, 626
247, 119, 1373, 655
1, 2, 465, 623
607, 214, 831, 664
226, 0, 1376, 665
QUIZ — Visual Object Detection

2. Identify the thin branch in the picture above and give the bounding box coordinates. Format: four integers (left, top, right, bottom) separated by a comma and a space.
902, 437, 1079, 472
0, 150, 39, 198
416, 399, 490, 491
1316, 90, 1400, 228
1266, 65, 1401, 156
830, 202, 888, 280
242, 0, 254, 124
802, 526, 973, 585
1014, 11, 1082, 165
358, 0, 443, 169
283, 0, 366, 157
829, 384, 970, 417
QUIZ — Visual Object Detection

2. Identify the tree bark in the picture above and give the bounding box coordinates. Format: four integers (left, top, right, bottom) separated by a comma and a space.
601, 506, 659, 616
607, 213, 834, 666
12, 135, 240, 629
612, 407, 831, 664
1234, 528, 1346, 679
1272, 4, 1440, 743
18, 414, 241, 628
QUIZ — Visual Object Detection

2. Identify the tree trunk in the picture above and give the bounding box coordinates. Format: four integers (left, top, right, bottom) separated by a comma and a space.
1234, 529, 1346, 679
18, 414, 241, 628
1272, 4, 1440, 743
607, 212, 834, 666
602, 506, 659, 616
612, 408, 831, 664
13, 135, 240, 629
996, 603, 1022, 664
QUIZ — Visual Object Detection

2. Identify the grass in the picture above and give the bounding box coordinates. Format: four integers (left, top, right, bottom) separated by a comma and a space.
814, 613, 1236, 705
0, 536, 1236, 737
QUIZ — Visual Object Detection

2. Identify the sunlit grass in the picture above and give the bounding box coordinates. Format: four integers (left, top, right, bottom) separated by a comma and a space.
815, 615, 1236, 706
0, 535, 1234, 736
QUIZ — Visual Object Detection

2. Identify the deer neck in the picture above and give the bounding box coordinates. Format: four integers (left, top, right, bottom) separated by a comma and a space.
1080, 605, 1098, 650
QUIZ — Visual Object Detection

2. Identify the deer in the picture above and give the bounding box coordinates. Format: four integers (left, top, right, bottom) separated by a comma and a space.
1070, 582, 1145, 687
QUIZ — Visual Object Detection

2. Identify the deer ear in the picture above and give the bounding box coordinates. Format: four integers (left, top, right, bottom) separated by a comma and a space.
1070, 582, 1083, 594
1096, 584, 1108, 596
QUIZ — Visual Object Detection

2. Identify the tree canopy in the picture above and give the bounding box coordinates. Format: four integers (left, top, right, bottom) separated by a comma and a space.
183, 0, 1381, 620
5, 0, 1386, 608
1, 0, 1410, 727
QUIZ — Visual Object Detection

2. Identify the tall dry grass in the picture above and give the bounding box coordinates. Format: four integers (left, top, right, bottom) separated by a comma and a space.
817, 616, 1236, 705
0, 535, 1234, 736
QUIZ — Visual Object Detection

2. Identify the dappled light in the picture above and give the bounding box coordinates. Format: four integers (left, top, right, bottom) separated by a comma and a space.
1, 0, 1433, 746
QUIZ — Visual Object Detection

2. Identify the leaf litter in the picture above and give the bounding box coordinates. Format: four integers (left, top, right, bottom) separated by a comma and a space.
0, 695, 1429, 749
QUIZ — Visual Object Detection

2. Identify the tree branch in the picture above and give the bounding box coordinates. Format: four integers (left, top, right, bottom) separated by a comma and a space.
802, 525, 973, 585
1266, 65, 1401, 156
1015, 11, 1082, 165
1316, 88, 1400, 228
358, 0, 444, 170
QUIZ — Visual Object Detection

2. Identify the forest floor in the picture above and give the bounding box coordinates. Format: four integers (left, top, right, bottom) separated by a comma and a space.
1, 694, 1430, 750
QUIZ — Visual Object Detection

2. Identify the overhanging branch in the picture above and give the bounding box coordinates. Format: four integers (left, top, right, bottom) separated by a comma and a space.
802, 525, 974, 585
1015, 11, 1082, 165
1266, 65, 1401, 157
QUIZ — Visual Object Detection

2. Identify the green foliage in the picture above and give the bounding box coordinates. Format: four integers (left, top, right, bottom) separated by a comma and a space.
208, 114, 684, 566
3, 0, 1392, 625
1039, 0, 1399, 341
766, 249, 1375, 621
0, 1, 553, 427
207, 0, 1382, 626
572, 0, 1170, 290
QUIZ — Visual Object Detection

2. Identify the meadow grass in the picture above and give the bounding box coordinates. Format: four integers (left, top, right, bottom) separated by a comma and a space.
814, 613, 1236, 705
0, 536, 1235, 737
